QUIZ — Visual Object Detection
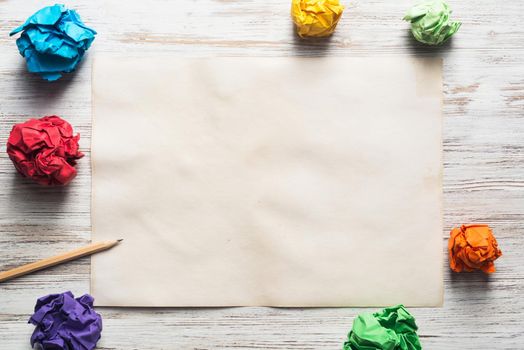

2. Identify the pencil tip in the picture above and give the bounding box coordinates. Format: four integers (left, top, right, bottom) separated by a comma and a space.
117, 239, 123, 242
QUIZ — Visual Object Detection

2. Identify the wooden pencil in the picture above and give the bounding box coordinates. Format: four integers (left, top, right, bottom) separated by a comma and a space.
0, 239, 122, 283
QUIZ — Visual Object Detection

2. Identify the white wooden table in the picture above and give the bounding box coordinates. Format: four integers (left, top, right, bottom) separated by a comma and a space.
1, 1, 523, 349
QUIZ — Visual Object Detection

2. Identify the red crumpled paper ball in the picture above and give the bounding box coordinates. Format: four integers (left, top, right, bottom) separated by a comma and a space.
6, 116, 84, 186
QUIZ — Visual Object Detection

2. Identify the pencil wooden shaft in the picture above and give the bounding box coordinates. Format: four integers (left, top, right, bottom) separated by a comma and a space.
0, 241, 119, 283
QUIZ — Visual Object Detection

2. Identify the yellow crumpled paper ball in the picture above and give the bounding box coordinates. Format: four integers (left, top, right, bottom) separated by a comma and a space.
291, 0, 344, 38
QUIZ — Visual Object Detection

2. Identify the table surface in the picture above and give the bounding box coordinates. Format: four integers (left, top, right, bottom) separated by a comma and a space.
0, 1, 523, 349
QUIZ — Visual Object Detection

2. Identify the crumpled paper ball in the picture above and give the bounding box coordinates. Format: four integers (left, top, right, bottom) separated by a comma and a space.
343, 305, 422, 350
291, 0, 344, 38
448, 224, 502, 273
29, 291, 102, 350
6, 116, 83, 186
10, 4, 96, 81
403, 0, 461, 45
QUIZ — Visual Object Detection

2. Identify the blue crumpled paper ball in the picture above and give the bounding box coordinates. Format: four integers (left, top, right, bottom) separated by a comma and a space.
29, 291, 103, 350
10, 4, 96, 81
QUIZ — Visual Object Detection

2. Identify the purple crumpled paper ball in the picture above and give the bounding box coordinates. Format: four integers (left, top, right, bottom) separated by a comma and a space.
29, 291, 102, 350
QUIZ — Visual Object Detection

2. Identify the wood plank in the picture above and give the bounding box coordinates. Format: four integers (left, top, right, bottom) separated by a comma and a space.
0, 0, 523, 348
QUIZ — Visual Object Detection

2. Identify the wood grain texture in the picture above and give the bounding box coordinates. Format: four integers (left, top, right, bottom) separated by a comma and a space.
0, 0, 523, 349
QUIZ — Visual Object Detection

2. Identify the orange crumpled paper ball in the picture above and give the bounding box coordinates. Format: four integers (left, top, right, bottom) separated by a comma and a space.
448, 224, 502, 273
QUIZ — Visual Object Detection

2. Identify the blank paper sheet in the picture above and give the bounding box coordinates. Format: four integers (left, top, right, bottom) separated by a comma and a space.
91, 55, 443, 307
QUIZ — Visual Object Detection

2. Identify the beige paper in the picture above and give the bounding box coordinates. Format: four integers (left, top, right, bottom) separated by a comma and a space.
91, 55, 443, 307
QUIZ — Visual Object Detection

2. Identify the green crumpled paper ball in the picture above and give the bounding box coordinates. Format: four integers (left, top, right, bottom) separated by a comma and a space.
343, 305, 422, 350
403, 0, 461, 45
